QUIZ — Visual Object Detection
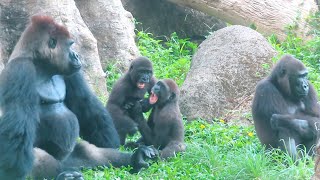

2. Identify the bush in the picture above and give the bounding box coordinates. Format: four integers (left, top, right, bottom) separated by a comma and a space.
136, 31, 197, 86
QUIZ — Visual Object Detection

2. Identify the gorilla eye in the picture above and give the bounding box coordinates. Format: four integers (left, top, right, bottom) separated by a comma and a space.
48, 38, 57, 49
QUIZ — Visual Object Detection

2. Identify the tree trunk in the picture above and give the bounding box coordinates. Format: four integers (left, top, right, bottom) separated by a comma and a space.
167, 0, 318, 40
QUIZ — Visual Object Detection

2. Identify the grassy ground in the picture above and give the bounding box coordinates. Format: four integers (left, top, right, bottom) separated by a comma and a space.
82, 120, 314, 180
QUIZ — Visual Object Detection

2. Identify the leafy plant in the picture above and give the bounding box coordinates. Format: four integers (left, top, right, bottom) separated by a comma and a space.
137, 31, 197, 86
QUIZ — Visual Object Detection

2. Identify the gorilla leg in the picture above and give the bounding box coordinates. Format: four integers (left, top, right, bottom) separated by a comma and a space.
35, 104, 80, 161
62, 141, 157, 173
270, 114, 315, 159
32, 141, 157, 179
160, 141, 187, 159
114, 116, 138, 145
277, 129, 299, 159
31, 148, 61, 180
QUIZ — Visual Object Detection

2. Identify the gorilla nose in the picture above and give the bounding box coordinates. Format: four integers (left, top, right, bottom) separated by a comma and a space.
70, 51, 82, 68
141, 76, 150, 83
70, 51, 79, 60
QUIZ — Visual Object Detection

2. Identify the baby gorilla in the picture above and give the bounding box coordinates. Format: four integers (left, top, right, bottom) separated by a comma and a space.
107, 57, 156, 145
129, 79, 186, 159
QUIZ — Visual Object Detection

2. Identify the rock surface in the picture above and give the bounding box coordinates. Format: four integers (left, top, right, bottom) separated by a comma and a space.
76, 0, 139, 71
121, 0, 226, 42
179, 25, 277, 122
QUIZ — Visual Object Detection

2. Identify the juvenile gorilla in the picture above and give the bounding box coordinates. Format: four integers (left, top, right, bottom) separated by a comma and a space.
129, 79, 186, 159
107, 57, 156, 145
0, 15, 156, 180
252, 54, 320, 159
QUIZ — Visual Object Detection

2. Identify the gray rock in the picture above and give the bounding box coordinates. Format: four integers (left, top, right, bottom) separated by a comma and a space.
121, 0, 226, 42
180, 25, 277, 121
75, 0, 139, 71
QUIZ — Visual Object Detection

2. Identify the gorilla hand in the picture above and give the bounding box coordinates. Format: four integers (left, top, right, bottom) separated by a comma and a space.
127, 101, 144, 122
140, 98, 154, 112
130, 145, 159, 173
55, 170, 84, 180
123, 100, 135, 110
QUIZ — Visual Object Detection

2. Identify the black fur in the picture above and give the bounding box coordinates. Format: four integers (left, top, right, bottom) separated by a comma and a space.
107, 56, 156, 145
0, 58, 39, 180
129, 79, 186, 159
252, 54, 320, 159
65, 72, 120, 148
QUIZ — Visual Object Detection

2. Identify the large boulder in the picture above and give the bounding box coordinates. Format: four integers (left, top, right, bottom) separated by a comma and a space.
75, 0, 139, 71
0, 0, 107, 96
121, 0, 226, 41
180, 25, 276, 123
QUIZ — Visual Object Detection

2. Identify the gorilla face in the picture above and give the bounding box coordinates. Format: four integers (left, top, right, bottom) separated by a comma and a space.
135, 69, 153, 89
149, 80, 176, 105
129, 57, 153, 89
47, 37, 82, 75
290, 70, 309, 98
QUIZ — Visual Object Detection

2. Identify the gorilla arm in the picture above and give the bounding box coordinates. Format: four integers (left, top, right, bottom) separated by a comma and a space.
129, 103, 155, 145
0, 58, 39, 179
269, 84, 320, 139
64, 71, 120, 148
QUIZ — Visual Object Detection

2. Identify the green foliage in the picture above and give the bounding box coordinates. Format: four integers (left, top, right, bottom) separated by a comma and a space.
82, 120, 313, 179
105, 32, 197, 90
306, 11, 320, 36
105, 60, 123, 91
137, 31, 197, 86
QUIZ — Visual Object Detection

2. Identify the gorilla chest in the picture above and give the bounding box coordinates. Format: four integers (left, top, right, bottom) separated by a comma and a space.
37, 75, 66, 104
287, 101, 305, 114
128, 88, 148, 100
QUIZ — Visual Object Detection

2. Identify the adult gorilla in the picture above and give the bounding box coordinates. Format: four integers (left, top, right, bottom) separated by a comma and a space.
0, 15, 156, 180
252, 54, 320, 159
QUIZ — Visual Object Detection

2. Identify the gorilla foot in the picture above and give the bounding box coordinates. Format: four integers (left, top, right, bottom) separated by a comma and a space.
55, 171, 84, 180
130, 145, 159, 173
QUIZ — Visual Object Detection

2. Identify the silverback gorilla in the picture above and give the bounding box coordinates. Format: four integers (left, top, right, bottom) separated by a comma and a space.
129, 79, 186, 159
252, 54, 320, 159
0, 15, 157, 180
107, 57, 156, 145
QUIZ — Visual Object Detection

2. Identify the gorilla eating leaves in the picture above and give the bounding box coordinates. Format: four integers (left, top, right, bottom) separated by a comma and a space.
0, 15, 157, 180
107, 57, 156, 145
129, 79, 186, 159
252, 55, 320, 159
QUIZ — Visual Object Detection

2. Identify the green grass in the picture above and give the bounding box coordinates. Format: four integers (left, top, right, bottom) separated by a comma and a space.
82, 120, 314, 179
